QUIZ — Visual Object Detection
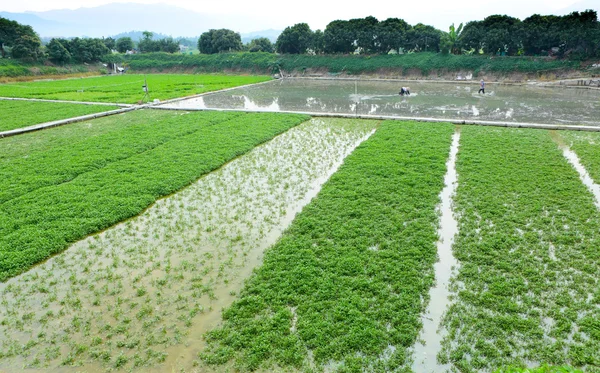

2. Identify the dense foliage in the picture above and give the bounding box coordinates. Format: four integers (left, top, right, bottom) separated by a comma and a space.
276, 23, 315, 54
198, 29, 243, 54
47, 37, 110, 64
115, 36, 134, 53
247, 37, 274, 53
441, 127, 600, 371
459, 10, 600, 57
275, 11, 599, 57
0, 110, 310, 281
0, 17, 43, 60
137, 31, 179, 53
0, 100, 118, 131
201, 121, 454, 371
0, 74, 271, 103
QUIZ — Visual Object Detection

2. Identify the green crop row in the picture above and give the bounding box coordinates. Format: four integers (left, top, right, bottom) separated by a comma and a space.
561, 131, 600, 185
0, 74, 271, 104
0, 100, 119, 132
200, 121, 454, 371
0, 110, 238, 204
113, 52, 580, 76
440, 127, 600, 372
0, 111, 310, 281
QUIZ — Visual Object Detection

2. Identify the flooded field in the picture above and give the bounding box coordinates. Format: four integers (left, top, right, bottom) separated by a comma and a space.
161, 79, 600, 125
0, 118, 377, 372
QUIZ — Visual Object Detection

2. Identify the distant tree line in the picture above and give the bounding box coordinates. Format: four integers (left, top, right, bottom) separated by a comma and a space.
1, 17, 185, 63
271, 11, 600, 58
458, 10, 600, 57
3, 9, 600, 64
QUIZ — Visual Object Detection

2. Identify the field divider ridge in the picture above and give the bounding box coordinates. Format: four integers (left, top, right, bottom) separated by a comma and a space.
0, 106, 144, 138
0, 96, 132, 107
151, 106, 600, 132
152, 79, 276, 106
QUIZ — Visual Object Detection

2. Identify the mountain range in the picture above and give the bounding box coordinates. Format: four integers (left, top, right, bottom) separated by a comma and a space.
0, 2, 281, 41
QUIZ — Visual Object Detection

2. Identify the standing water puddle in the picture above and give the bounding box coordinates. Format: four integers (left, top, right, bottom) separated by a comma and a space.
0, 118, 377, 372
552, 131, 600, 209
412, 129, 461, 372
161, 79, 600, 126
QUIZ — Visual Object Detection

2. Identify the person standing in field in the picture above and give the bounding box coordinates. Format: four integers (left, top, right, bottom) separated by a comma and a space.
478, 79, 485, 94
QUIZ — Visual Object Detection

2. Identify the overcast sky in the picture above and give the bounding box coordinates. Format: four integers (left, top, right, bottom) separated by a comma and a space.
2, 0, 599, 32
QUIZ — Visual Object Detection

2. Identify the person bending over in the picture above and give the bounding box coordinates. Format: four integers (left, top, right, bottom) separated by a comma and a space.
399, 87, 411, 96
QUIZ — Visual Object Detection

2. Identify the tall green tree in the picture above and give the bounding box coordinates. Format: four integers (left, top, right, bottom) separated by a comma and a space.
377, 18, 411, 53
323, 20, 355, 53
247, 37, 274, 53
198, 29, 242, 54
276, 23, 314, 54
47, 38, 71, 64
0, 17, 42, 59
116, 37, 134, 53
405, 23, 442, 52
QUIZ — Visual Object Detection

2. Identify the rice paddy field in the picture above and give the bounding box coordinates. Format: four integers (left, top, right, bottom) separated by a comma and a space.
0, 101, 120, 132
1, 73, 599, 373
0, 74, 271, 104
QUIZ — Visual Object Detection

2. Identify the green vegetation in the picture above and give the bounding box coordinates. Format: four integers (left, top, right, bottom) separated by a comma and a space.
201, 121, 454, 371
0, 100, 118, 131
0, 110, 309, 281
440, 127, 600, 372
494, 366, 584, 373
0, 59, 90, 78
0, 74, 271, 103
561, 131, 600, 184
0, 117, 376, 371
114, 52, 580, 76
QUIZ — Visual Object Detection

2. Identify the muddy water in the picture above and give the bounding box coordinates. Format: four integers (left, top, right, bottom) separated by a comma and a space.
412, 129, 461, 373
160, 79, 600, 126
0, 118, 377, 373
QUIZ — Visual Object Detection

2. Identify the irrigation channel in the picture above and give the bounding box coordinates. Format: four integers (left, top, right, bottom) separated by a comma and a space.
0, 118, 376, 372
412, 129, 461, 373
160, 78, 600, 127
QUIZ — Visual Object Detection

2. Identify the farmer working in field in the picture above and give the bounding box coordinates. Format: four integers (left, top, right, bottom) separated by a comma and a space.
478, 79, 485, 94
399, 87, 411, 96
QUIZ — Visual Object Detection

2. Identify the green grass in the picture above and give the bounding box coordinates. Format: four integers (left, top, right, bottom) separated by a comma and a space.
200, 120, 454, 371
440, 127, 600, 372
112, 52, 581, 76
0, 100, 119, 131
0, 110, 309, 281
0, 59, 90, 78
0, 74, 271, 104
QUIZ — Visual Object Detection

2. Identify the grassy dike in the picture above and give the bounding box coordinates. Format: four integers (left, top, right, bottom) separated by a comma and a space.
113, 52, 582, 77
200, 121, 454, 372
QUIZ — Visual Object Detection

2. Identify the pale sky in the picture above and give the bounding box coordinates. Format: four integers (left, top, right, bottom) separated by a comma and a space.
1, 0, 598, 32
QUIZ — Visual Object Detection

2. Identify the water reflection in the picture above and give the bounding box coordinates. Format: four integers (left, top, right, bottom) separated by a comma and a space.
162, 79, 600, 125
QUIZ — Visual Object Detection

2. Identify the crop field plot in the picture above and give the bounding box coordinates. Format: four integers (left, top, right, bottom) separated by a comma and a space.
200, 121, 454, 372
0, 100, 120, 132
0, 110, 309, 281
440, 126, 600, 372
0, 74, 271, 104
561, 130, 600, 185
0, 117, 377, 371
